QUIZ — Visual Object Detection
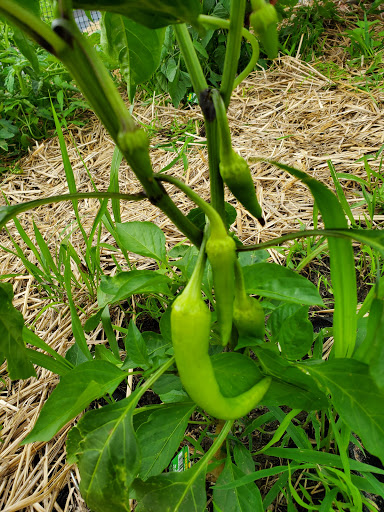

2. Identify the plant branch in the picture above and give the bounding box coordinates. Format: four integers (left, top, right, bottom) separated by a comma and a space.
198, 14, 260, 88
173, 23, 207, 95
1, 2, 203, 246
220, 0, 247, 108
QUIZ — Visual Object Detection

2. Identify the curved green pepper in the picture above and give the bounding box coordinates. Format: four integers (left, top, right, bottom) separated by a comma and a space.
233, 260, 265, 339
212, 89, 265, 225
171, 238, 271, 420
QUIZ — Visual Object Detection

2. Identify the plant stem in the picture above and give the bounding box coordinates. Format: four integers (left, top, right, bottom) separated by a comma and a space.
198, 15, 260, 88
220, 0, 247, 109
1, 2, 203, 246
173, 24, 207, 95
206, 120, 226, 221
135, 357, 175, 402
154, 173, 227, 238
174, 23, 225, 221
199, 420, 233, 466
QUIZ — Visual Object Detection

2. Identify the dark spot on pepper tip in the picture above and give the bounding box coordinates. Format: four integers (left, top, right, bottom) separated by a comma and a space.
258, 217, 266, 226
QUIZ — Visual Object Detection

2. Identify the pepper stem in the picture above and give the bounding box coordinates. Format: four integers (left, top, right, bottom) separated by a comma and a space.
211, 89, 233, 161
154, 173, 228, 240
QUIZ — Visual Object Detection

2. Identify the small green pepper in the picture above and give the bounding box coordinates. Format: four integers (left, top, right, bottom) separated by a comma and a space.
212, 89, 265, 225
250, 0, 278, 59
233, 260, 265, 339
171, 238, 271, 420
206, 231, 237, 346
219, 149, 264, 224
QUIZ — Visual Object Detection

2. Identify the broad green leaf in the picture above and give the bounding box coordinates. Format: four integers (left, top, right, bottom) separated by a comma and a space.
12, 27, 40, 73
152, 374, 189, 403
101, 13, 165, 93
133, 462, 207, 512
116, 221, 166, 262
213, 456, 263, 511
23, 360, 127, 443
306, 359, 384, 464
233, 444, 256, 475
254, 347, 328, 410
0, 283, 36, 380
237, 249, 269, 266
142, 331, 172, 367
73, 0, 201, 29
124, 320, 151, 368
242, 263, 323, 305
98, 270, 171, 307
67, 396, 140, 512
268, 160, 357, 357
268, 304, 313, 360
211, 352, 263, 397
136, 403, 195, 479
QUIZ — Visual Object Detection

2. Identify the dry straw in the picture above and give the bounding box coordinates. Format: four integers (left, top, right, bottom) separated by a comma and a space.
1, 52, 384, 510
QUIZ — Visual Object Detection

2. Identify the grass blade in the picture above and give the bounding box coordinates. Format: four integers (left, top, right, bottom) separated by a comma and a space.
265, 160, 357, 358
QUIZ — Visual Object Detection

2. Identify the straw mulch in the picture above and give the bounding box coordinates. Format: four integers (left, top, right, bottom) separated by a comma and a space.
1, 52, 384, 511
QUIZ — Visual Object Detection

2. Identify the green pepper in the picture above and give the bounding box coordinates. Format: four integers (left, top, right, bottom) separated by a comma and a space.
206, 231, 237, 346
219, 149, 264, 224
211, 89, 265, 225
250, 0, 278, 59
155, 172, 237, 346
171, 238, 271, 420
233, 260, 265, 339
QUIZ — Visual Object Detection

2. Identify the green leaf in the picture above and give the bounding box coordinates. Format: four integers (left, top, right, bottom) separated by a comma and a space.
213, 456, 263, 511
307, 359, 384, 465
152, 374, 189, 403
0, 283, 36, 380
136, 403, 195, 479
254, 347, 328, 410
133, 462, 207, 512
268, 304, 313, 360
242, 263, 323, 305
101, 13, 165, 92
268, 160, 357, 357
12, 27, 40, 73
67, 396, 140, 512
233, 444, 256, 475
98, 270, 172, 307
237, 250, 269, 266
116, 221, 166, 261
124, 320, 151, 368
23, 360, 127, 443
211, 352, 263, 397
73, 0, 201, 29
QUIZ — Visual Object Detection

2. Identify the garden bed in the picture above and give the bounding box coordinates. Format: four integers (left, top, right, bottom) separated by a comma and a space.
1, 53, 384, 511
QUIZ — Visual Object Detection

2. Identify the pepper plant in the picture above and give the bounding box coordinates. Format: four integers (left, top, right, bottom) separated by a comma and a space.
1, 1, 384, 511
